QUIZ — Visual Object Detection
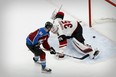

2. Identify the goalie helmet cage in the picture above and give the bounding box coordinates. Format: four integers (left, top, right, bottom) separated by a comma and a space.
88, 0, 116, 27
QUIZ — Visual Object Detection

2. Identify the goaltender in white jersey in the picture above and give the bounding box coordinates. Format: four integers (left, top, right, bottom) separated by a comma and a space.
51, 11, 99, 59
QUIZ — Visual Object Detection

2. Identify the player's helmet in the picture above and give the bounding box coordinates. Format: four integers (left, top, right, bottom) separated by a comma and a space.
55, 11, 64, 20
45, 21, 53, 29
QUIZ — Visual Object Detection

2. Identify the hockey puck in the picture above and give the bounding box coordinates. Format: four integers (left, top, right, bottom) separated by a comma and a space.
93, 36, 96, 38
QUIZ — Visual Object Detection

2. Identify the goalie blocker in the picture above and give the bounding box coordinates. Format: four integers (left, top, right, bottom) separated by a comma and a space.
72, 38, 99, 59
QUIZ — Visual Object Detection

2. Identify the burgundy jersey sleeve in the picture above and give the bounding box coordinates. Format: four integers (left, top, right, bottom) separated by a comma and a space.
42, 36, 50, 50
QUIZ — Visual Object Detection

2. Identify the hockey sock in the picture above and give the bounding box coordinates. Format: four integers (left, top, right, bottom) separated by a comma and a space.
41, 60, 46, 69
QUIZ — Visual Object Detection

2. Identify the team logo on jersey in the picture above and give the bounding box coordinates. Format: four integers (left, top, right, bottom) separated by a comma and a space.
39, 31, 43, 35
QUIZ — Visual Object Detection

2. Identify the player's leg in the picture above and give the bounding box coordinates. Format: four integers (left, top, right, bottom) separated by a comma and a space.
39, 52, 51, 73
32, 45, 52, 72
27, 44, 52, 72
26, 44, 40, 62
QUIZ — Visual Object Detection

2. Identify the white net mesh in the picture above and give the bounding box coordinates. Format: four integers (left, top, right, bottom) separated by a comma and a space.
92, 18, 116, 26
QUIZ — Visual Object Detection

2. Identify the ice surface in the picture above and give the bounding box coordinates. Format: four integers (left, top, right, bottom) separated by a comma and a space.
0, 0, 116, 77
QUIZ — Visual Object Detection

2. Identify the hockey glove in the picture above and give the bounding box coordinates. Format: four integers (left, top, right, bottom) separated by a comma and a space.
50, 47, 56, 54
58, 35, 66, 42
58, 35, 67, 48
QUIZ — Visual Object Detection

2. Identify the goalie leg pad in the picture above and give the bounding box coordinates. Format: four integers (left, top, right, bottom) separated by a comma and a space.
72, 38, 100, 59
72, 38, 93, 54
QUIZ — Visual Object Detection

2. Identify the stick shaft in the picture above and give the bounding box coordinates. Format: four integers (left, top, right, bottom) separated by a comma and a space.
56, 52, 89, 60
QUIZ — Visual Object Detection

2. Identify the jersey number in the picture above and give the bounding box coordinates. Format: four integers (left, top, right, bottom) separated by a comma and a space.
61, 21, 73, 29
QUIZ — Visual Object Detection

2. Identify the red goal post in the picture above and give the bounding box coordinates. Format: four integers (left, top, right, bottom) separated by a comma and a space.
88, 0, 116, 27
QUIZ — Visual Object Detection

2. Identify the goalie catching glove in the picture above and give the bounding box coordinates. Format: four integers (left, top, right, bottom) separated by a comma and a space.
58, 35, 67, 42
49, 47, 56, 54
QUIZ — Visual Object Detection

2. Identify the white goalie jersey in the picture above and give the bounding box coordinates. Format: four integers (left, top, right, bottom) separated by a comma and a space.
51, 18, 78, 36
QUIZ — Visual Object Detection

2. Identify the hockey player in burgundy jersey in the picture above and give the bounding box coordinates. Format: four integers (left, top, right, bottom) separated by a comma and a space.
26, 21, 56, 73
51, 11, 99, 59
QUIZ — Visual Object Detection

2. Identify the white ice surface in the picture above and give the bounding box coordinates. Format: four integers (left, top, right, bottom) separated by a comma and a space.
1, 0, 116, 77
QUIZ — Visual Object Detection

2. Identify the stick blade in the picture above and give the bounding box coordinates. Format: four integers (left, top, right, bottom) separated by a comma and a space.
80, 54, 89, 60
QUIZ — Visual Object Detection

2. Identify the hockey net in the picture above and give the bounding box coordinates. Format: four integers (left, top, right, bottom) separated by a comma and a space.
90, 0, 116, 27
89, 0, 116, 42
92, 18, 116, 26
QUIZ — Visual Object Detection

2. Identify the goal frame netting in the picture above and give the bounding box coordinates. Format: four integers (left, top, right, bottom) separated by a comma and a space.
88, 0, 116, 27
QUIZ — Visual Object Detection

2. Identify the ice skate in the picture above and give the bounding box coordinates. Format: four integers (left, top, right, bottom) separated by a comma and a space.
33, 57, 41, 64
42, 67, 52, 73
92, 50, 100, 59
33, 57, 38, 62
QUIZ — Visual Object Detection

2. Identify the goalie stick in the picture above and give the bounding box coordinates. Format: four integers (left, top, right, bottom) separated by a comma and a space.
56, 52, 89, 60
51, 5, 63, 22
58, 4, 63, 12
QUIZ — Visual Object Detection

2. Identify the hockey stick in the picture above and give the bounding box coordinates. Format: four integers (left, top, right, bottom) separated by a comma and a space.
41, 48, 89, 60
51, 4, 63, 22
58, 4, 63, 12
46, 0, 83, 23
56, 52, 89, 60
